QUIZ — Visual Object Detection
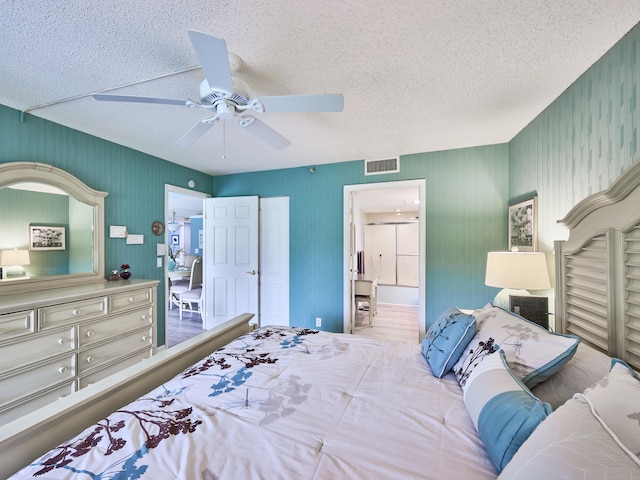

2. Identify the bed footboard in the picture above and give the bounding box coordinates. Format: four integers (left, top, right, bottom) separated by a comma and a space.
0, 313, 254, 478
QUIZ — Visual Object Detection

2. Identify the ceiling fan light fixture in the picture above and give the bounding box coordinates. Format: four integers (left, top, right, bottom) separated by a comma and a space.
215, 101, 235, 120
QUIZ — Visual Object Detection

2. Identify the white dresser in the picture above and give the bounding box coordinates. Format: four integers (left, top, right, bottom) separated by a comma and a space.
0, 279, 158, 425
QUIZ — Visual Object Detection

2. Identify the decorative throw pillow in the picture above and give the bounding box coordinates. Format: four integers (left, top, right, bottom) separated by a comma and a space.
582, 358, 640, 457
462, 349, 551, 472
422, 307, 476, 377
453, 304, 580, 389
498, 372, 640, 479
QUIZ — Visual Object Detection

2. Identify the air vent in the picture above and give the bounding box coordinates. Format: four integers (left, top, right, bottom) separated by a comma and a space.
364, 156, 400, 176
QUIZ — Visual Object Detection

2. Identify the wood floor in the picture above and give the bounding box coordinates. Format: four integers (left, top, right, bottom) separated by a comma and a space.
166, 305, 205, 348
166, 302, 419, 348
353, 302, 420, 344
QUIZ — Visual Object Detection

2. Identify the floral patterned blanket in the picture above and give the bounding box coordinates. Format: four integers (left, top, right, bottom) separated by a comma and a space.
10, 326, 497, 479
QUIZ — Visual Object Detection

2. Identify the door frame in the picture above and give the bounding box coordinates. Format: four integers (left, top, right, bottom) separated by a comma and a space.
343, 179, 426, 340
164, 184, 210, 346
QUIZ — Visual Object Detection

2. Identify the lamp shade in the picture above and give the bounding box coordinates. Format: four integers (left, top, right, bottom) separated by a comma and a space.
1, 249, 30, 266
485, 252, 550, 290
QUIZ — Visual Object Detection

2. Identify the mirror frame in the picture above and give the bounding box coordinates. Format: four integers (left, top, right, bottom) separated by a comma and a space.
0, 162, 107, 295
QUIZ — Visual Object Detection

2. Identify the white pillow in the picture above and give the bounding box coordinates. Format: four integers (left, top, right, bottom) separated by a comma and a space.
498, 362, 640, 479
453, 304, 579, 389
583, 359, 640, 457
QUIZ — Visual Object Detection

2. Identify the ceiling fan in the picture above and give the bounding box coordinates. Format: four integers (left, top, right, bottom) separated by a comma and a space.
92, 30, 344, 150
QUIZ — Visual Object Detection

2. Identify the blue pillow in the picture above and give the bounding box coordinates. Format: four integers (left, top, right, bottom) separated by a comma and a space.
422, 307, 476, 377
462, 350, 551, 472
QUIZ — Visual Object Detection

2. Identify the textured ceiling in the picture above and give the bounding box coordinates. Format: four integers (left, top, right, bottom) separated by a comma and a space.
3, 1, 640, 176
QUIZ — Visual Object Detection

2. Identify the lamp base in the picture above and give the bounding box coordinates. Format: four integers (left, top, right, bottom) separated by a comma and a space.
5, 266, 27, 278
493, 288, 530, 310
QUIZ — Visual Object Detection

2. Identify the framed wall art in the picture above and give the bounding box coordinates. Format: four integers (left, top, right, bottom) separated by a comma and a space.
508, 196, 538, 252
30, 225, 66, 251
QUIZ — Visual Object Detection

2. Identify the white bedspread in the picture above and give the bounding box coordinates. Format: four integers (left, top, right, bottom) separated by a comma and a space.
10, 327, 497, 479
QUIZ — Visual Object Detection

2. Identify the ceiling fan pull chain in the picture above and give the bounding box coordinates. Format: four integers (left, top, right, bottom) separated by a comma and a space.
222, 120, 226, 160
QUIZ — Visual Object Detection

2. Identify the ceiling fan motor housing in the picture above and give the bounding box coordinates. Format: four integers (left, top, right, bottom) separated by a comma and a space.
199, 79, 249, 108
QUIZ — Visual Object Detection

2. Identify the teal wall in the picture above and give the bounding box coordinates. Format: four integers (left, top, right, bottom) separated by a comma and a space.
0, 105, 213, 346
213, 144, 509, 332
510, 24, 640, 286
190, 216, 203, 255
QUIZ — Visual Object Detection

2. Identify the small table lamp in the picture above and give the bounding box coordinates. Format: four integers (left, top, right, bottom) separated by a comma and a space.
1, 249, 31, 278
485, 251, 550, 309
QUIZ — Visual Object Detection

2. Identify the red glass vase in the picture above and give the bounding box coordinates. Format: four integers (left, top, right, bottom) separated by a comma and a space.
120, 270, 132, 280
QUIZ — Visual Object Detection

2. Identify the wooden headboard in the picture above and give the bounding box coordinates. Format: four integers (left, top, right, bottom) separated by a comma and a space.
555, 159, 640, 370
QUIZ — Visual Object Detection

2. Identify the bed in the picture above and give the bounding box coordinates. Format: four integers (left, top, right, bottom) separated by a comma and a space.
4, 164, 640, 479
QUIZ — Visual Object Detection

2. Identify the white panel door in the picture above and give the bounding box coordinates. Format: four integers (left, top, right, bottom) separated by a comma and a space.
259, 197, 290, 327
203, 196, 259, 329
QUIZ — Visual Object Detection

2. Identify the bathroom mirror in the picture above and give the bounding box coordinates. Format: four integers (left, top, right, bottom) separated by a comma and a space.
0, 162, 107, 295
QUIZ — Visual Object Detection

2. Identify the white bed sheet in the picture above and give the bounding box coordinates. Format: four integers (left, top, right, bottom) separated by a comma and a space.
10, 327, 497, 479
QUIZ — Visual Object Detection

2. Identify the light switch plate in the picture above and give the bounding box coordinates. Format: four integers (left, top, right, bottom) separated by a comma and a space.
109, 225, 127, 238
126, 234, 144, 244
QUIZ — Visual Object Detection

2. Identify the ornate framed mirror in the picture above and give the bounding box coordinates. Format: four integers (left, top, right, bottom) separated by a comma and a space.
0, 162, 107, 295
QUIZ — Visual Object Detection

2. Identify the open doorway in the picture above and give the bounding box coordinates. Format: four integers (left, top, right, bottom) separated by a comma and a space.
343, 179, 426, 343
165, 185, 210, 348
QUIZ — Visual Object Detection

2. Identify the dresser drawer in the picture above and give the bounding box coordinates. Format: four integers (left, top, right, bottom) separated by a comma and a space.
78, 307, 153, 347
78, 327, 153, 374
39, 296, 108, 330
78, 348, 153, 389
0, 381, 75, 426
0, 354, 75, 405
0, 327, 75, 371
0, 309, 35, 341
110, 288, 153, 313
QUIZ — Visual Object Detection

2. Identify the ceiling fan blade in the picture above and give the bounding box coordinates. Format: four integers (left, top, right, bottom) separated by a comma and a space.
174, 118, 217, 147
238, 116, 291, 150
92, 93, 188, 106
257, 93, 344, 113
187, 30, 233, 96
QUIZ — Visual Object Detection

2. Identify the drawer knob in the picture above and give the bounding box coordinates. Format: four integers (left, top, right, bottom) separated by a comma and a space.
141, 315, 148, 321
58, 338, 67, 345
86, 355, 94, 363
72, 309, 81, 316
128, 297, 135, 303
141, 335, 148, 342
58, 366, 68, 374
86, 330, 94, 337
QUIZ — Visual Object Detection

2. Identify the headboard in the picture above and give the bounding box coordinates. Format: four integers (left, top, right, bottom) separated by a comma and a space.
555, 159, 640, 370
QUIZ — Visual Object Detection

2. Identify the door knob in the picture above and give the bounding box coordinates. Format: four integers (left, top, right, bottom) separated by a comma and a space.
246, 269, 257, 275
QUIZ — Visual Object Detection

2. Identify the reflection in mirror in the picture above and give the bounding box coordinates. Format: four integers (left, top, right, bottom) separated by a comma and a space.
1, 183, 94, 278
0, 162, 107, 295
